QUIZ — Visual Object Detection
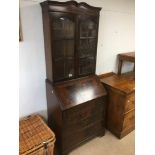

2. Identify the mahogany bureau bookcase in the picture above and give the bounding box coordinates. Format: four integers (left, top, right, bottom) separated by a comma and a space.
40, 1, 107, 155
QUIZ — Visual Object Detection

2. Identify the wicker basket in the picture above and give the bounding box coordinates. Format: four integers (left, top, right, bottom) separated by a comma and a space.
19, 114, 55, 155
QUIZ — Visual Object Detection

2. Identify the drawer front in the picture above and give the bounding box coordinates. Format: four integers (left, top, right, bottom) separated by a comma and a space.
124, 93, 135, 112
63, 97, 105, 123
63, 112, 104, 132
62, 121, 104, 151
122, 110, 135, 131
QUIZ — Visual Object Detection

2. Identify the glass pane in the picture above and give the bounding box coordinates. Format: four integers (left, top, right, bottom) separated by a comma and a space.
78, 16, 97, 76
64, 59, 74, 78
80, 19, 97, 38
53, 17, 75, 40
53, 39, 75, 81
54, 59, 65, 81
79, 57, 95, 75
51, 13, 75, 82
53, 40, 65, 59
54, 58, 74, 80
65, 40, 75, 57
79, 39, 96, 58
53, 40, 74, 59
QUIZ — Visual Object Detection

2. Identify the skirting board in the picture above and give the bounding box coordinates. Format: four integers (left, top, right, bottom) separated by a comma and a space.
98, 72, 115, 79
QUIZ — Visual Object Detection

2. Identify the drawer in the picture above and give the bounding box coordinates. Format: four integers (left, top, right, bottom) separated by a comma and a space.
63, 97, 105, 122
62, 121, 104, 150
63, 112, 104, 132
122, 110, 135, 131
124, 94, 135, 112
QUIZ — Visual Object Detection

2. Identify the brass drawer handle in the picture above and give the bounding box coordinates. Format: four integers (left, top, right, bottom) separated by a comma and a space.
127, 99, 134, 103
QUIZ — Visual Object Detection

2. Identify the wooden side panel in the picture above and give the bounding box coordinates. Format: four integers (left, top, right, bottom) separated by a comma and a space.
105, 86, 126, 132
41, 5, 53, 81
46, 80, 63, 152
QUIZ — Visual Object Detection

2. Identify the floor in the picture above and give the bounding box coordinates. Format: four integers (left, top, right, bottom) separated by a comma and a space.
68, 130, 135, 155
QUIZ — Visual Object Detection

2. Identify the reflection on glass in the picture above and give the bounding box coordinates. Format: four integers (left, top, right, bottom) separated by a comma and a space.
79, 57, 95, 75
80, 20, 97, 38
79, 39, 96, 58
53, 17, 75, 39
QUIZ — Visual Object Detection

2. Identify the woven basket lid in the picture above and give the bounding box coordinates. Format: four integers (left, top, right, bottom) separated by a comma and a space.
19, 114, 55, 155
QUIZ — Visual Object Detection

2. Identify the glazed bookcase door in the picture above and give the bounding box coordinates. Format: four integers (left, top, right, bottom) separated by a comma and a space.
77, 15, 99, 76
50, 12, 75, 82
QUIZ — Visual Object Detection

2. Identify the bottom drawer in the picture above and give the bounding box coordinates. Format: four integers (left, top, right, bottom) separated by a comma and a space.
122, 110, 135, 131
62, 120, 104, 151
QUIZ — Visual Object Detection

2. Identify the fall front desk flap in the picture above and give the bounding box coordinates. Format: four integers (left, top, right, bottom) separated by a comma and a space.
54, 75, 107, 110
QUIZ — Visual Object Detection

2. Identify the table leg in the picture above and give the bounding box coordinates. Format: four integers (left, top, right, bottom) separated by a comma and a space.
118, 60, 123, 75
133, 63, 135, 72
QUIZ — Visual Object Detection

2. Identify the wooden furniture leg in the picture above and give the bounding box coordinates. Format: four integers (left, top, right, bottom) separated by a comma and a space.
118, 59, 123, 75
133, 63, 135, 72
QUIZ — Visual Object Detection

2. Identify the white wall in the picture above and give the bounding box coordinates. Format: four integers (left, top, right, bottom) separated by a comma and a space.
19, 3, 47, 118
95, 0, 135, 74
19, 0, 134, 118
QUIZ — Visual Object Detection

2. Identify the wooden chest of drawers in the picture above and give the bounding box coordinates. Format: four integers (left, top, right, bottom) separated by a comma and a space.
46, 75, 107, 155
100, 74, 135, 138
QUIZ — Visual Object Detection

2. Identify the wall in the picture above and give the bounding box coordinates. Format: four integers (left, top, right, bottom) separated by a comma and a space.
19, 2, 47, 118
19, 0, 135, 118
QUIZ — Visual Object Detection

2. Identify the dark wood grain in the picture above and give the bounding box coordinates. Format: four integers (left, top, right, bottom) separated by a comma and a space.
46, 75, 107, 155
100, 74, 135, 139
41, 1, 101, 16
41, 1, 106, 154
41, 0, 101, 83
101, 74, 135, 95
54, 75, 107, 110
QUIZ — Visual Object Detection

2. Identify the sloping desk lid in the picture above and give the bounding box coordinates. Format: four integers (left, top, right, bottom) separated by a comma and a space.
54, 75, 107, 110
